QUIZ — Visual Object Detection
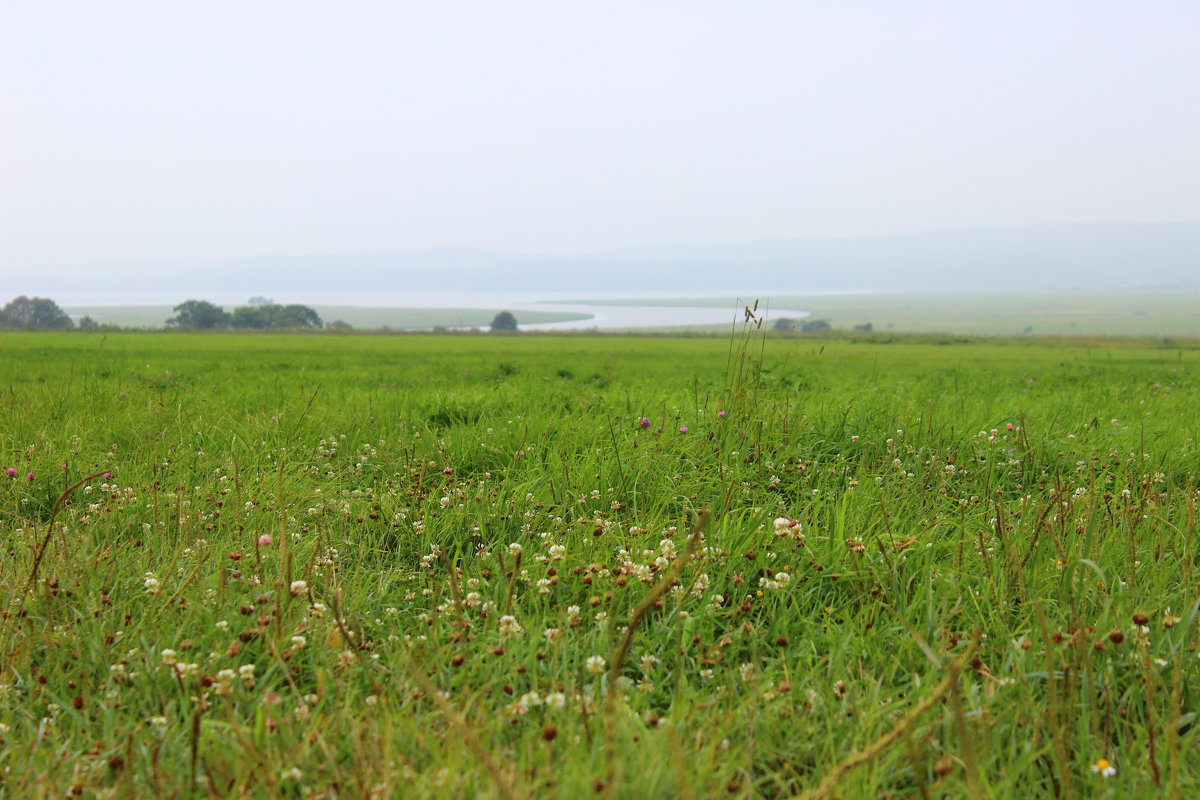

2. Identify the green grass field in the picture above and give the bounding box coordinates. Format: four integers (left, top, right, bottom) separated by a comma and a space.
2, 330, 1199, 798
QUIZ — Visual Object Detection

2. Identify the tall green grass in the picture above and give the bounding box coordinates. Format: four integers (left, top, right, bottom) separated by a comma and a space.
1, 329, 1198, 798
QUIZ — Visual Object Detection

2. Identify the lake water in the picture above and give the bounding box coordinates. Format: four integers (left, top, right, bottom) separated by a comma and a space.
50, 290, 813, 330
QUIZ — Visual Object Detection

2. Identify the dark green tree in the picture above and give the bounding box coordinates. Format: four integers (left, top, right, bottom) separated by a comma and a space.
230, 306, 272, 329
270, 304, 323, 329
772, 317, 797, 332
800, 318, 831, 333
0, 296, 74, 329
490, 311, 518, 332
167, 300, 230, 329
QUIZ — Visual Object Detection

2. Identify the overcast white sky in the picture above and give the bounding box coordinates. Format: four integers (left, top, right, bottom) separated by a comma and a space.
2, 0, 1199, 274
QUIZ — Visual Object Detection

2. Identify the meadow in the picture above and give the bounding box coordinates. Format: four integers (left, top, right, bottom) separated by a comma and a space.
1, 327, 1198, 798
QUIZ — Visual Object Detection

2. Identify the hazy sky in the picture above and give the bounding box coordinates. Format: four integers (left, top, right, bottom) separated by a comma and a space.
3, 0, 1199, 274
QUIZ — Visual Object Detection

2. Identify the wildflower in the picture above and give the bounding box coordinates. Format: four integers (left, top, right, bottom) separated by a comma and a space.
239, 664, 256, 687
717, 410, 726, 417
281, 767, 303, 782
586, 655, 606, 674
508, 542, 523, 557
679, 426, 688, 433
515, 691, 542, 713
258, 534, 272, 547
26, 472, 34, 482
545, 691, 567, 709
160, 649, 177, 666
143, 574, 160, 595
498, 615, 523, 637
5, 467, 15, 477
1091, 758, 1116, 777
639, 417, 650, 429
213, 669, 236, 696
289, 580, 308, 596
291, 635, 306, 648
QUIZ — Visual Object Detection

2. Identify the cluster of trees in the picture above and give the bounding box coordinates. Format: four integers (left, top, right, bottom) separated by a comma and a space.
167, 300, 325, 330
773, 317, 831, 333
0, 296, 74, 329
772, 318, 875, 333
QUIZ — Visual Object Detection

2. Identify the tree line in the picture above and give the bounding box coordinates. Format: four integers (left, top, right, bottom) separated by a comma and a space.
167, 299, 326, 329
0, 296, 337, 331
1, 296, 524, 332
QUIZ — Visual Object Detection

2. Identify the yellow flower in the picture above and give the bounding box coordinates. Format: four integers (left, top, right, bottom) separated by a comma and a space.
1091, 758, 1116, 777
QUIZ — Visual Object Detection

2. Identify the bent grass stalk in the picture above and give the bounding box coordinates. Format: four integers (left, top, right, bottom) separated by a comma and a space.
794, 639, 979, 800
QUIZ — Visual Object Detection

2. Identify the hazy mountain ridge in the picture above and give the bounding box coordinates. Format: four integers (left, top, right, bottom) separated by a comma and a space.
17, 223, 1200, 296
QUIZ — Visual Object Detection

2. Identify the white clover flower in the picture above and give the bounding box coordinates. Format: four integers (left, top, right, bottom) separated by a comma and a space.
498, 615, 523, 637
289, 580, 309, 596
585, 655, 606, 674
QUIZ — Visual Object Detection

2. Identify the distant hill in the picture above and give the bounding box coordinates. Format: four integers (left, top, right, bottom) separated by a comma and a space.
19, 223, 1200, 295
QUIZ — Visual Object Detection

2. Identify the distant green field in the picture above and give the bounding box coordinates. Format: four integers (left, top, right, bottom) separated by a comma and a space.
61, 304, 591, 329
2, 330, 1199, 798
548, 289, 1200, 336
